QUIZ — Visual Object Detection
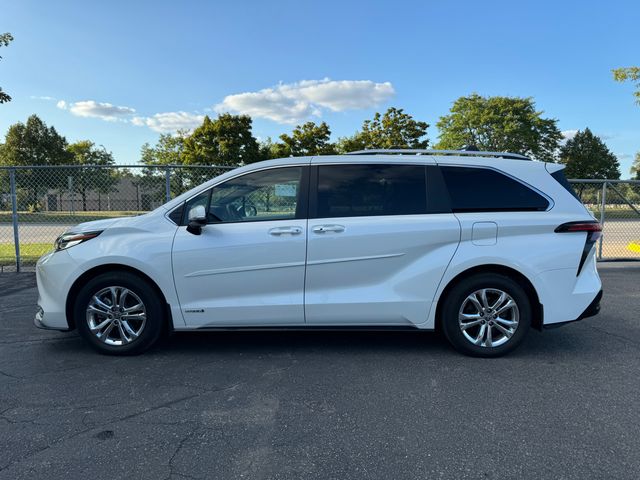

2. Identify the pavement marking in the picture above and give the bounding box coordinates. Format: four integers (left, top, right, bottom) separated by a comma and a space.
628, 242, 640, 253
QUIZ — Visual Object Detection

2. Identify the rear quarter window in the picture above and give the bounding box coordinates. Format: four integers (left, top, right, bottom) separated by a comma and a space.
440, 166, 549, 212
551, 169, 581, 200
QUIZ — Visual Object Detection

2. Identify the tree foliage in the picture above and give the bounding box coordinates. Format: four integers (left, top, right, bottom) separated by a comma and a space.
630, 152, 640, 180
67, 140, 118, 211
182, 114, 260, 166
277, 121, 336, 157
337, 107, 429, 152
436, 94, 562, 162
139, 130, 190, 198
0, 32, 13, 104
612, 67, 640, 105
559, 128, 621, 179
140, 130, 189, 166
0, 114, 71, 167
257, 138, 288, 160
0, 115, 72, 208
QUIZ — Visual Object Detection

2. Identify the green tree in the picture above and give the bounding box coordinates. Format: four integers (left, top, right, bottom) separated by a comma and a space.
139, 130, 190, 198
0, 33, 14, 104
630, 152, 640, 180
337, 107, 429, 152
436, 94, 562, 162
559, 128, 621, 179
0, 115, 72, 208
67, 141, 118, 211
612, 67, 640, 105
257, 138, 289, 160
182, 114, 260, 167
141, 130, 188, 166
277, 121, 336, 156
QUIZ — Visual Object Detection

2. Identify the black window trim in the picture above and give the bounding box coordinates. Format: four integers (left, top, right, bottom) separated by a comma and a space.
438, 163, 554, 213
175, 165, 310, 226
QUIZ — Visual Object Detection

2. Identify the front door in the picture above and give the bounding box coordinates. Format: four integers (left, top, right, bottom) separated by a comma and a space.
172, 166, 309, 327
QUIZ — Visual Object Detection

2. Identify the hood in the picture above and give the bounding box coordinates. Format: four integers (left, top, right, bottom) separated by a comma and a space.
71, 215, 134, 233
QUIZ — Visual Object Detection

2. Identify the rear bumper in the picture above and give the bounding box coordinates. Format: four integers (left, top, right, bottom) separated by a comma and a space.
544, 289, 602, 329
534, 248, 602, 327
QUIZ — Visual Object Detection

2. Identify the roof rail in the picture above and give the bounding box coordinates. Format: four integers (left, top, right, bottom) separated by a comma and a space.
345, 149, 531, 161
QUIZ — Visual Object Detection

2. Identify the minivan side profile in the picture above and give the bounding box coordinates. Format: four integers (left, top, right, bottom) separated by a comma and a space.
35, 150, 603, 357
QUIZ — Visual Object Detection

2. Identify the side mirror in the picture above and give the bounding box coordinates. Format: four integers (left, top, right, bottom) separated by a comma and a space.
186, 205, 207, 235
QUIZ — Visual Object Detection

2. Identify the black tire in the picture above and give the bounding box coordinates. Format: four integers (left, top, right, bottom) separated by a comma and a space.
74, 271, 165, 355
441, 273, 531, 357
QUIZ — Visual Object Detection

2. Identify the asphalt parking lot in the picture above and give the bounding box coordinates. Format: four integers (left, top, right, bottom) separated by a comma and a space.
1, 266, 639, 480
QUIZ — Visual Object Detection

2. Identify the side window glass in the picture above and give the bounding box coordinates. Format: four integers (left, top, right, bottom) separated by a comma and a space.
440, 166, 549, 212
208, 167, 302, 223
316, 164, 427, 218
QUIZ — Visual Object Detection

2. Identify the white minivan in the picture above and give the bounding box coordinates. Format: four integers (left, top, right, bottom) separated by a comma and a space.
35, 150, 603, 357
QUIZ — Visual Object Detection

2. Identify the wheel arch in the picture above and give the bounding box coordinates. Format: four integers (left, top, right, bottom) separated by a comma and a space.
434, 264, 544, 331
65, 263, 173, 332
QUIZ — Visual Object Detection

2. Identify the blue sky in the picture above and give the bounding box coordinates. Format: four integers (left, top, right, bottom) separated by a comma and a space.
1, 0, 639, 176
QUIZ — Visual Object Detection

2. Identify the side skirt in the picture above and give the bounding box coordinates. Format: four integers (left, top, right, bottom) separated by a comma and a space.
173, 325, 428, 332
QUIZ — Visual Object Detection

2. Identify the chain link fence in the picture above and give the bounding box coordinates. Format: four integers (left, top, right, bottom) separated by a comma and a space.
0, 165, 232, 271
0, 165, 638, 271
569, 179, 640, 261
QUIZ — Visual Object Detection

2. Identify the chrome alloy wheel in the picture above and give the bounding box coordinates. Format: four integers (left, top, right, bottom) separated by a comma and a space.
86, 286, 147, 346
458, 288, 519, 348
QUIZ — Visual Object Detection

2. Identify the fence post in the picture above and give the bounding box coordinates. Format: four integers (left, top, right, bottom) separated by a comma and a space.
9, 168, 21, 273
598, 181, 607, 260
165, 166, 171, 203
68, 176, 75, 215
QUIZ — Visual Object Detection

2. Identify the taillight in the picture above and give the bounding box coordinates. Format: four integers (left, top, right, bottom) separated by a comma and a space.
555, 222, 602, 234
555, 221, 601, 275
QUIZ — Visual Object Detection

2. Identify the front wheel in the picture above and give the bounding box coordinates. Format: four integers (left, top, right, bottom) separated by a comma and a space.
74, 272, 165, 355
441, 273, 532, 357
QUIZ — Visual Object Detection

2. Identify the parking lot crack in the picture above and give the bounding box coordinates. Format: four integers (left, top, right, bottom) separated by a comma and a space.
163, 430, 204, 480
586, 324, 640, 350
0, 384, 241, 474
0, 368, 21, 380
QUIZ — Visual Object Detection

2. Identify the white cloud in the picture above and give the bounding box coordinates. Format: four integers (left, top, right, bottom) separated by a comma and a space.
31, 95, 56, 101
131, 111, 205, 133
561, 129, 579, 142
57, 100, 136, 122
215, 79, 395, 124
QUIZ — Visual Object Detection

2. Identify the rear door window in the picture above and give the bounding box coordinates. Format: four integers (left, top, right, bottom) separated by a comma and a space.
314, 164, 427, 218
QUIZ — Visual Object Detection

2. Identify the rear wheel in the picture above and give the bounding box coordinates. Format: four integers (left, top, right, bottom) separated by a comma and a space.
441, 273, 532, 357
75, 272, 165, 355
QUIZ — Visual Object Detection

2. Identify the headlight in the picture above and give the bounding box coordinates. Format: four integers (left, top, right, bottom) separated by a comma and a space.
54, 231, 103, 251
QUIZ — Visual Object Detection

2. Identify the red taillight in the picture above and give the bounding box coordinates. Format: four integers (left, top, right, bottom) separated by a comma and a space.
555, 221, 602, 275
555, 221, 602, 233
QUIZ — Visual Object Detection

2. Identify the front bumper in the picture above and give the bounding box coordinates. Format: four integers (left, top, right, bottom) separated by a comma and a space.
34, 305, 71, 331
35, 249, 82, 331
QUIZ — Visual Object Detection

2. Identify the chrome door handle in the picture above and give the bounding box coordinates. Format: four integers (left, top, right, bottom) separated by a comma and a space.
312, 224, 345, 234
269, 226, 302, 236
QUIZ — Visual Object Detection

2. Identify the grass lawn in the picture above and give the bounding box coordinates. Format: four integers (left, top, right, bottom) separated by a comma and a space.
0, 243, 51, 266
585, 207, 640, 220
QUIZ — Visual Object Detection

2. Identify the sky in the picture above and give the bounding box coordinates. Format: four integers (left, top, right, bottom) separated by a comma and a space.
1, 0, 639, 176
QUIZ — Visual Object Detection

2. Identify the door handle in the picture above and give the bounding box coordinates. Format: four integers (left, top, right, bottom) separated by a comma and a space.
312, 224, 345, 234
269, 226, 303, 236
